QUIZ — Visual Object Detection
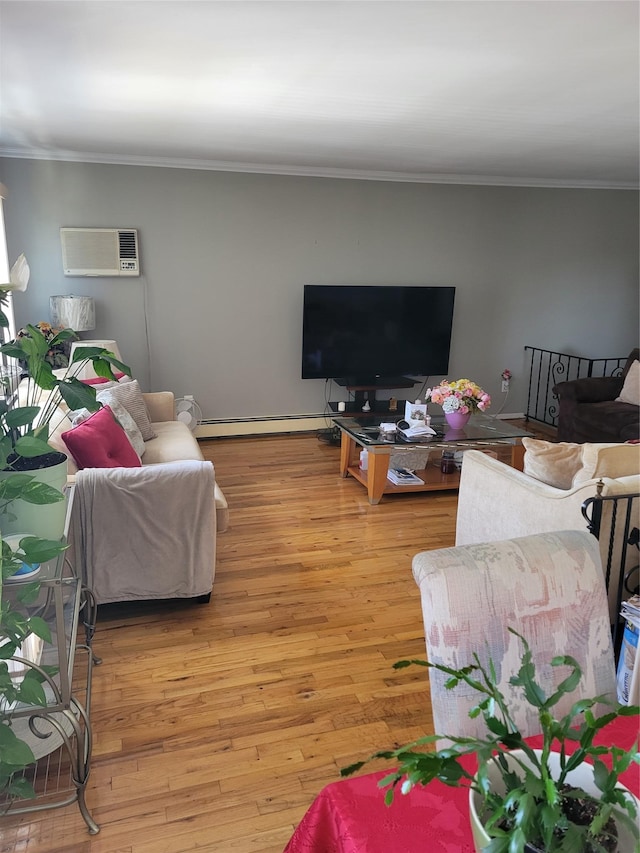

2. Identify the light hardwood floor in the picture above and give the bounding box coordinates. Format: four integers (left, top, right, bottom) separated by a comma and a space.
0, 429, 533, 853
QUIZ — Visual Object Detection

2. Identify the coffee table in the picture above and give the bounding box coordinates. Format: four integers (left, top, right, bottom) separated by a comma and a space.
333, 413, 532, 504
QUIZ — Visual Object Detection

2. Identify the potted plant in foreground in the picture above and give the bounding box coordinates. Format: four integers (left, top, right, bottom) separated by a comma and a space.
342, 630, 639, 853
0, 260, 130, 804
0, 265, 130, 539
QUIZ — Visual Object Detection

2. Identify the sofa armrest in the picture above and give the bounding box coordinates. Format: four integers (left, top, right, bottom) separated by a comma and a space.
143, 391, 176, 422
455, 450, 604, 546
553, 376, 624, 404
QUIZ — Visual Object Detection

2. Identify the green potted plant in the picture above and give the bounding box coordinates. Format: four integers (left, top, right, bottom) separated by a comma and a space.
0, 265, 129, 538
342, 630, 639, 853
0, 255, 129, 804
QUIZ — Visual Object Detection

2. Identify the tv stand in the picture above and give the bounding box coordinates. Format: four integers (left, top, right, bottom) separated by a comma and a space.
335, 376, 415, 409
329, 399, 409, 415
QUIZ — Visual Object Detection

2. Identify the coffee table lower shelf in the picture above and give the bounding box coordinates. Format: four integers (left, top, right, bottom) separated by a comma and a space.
339, 435, 524, 504
347, 464, 460, 498
335, 414, 528, 505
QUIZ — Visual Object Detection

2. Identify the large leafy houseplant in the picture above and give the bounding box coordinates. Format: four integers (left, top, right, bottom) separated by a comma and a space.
0, 262, 130, 804
0, 322, 129, 473
342, 630, 640, 853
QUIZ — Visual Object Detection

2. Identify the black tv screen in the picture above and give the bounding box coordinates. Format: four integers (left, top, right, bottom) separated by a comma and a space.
301, 285, 456, 382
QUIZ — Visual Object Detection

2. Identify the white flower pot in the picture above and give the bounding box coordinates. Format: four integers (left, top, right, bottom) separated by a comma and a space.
0, 452, 68, 541
469, 749, 638, 853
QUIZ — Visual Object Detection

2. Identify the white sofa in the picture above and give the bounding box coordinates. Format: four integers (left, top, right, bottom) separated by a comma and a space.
60, 390, 228, 530
49, 389, 229, 604
455, 442, 640, 623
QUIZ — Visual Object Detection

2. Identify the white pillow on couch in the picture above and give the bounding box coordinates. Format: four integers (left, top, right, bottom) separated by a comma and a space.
96, 379, 156, 441
522, 438, 583, 489
522, 437, 640, 489
93, 389, 145, 458
615, 359, 640, 406
572, 442, 640, 485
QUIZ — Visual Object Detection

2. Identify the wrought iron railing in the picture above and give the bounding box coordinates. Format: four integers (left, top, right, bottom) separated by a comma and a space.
524, 346, 628, 429
582, 486, 640, 661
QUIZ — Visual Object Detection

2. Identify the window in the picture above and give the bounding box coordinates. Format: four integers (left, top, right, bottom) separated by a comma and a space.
0, 187, 20, 400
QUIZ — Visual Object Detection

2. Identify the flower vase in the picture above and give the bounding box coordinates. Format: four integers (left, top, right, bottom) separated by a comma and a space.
444, 411, 471, 430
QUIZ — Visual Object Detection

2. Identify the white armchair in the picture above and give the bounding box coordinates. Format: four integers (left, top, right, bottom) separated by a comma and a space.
455, 447, 640, 623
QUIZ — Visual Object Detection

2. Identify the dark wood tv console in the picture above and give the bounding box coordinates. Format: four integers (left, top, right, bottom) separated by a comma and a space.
329, 400, 409, 415
334, 376, 416, 410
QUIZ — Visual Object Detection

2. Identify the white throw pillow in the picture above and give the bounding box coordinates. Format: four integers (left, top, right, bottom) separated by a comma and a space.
522, 438, 583, 490
615, 360, 640, 406
96, 379, 156, 441
70, 407, 93, 426
572, 442, 640, 486
95, 390, 146, 458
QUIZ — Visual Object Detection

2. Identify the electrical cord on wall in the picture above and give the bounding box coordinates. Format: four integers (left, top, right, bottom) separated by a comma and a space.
323, 378, 334, 424
141, 274, 152, 388
415, 376, 432, 402
490, 370, 513, 418
491, 388, 510, 417
318, 378, 340, 444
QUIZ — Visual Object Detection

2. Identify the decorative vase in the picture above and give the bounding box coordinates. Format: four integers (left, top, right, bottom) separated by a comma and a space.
469, 749, 637, 853
444, 410, 471, 430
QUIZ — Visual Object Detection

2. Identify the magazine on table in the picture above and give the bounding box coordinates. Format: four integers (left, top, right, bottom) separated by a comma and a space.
616, 595, 640, 705
387, 467, 423, 486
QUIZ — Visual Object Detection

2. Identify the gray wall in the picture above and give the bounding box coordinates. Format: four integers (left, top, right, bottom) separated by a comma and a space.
0, 157, 638, 421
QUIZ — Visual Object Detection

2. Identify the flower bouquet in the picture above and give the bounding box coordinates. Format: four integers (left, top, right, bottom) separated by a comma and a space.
428, 379, 491, 428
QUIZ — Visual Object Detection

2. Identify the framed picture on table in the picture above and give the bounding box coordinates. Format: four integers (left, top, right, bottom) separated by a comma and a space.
404, 401, 428, 428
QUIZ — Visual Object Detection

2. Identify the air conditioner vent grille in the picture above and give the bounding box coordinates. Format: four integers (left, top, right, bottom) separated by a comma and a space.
118, 231, 137, 258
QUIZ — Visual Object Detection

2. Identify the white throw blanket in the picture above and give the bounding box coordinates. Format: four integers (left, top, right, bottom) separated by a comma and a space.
72, 460, 216, 604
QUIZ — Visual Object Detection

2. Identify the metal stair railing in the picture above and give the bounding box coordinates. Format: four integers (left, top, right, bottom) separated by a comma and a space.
581, 484, 640, 662
524, 346, 627, 430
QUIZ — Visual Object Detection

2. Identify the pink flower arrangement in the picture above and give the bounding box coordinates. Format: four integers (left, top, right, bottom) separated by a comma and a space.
427, 378, 491, 415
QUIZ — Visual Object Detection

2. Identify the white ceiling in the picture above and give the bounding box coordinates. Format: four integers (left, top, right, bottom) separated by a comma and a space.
0, 0, 638, 188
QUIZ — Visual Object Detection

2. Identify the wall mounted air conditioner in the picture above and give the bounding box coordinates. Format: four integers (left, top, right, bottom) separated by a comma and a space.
60, 227, 140, 276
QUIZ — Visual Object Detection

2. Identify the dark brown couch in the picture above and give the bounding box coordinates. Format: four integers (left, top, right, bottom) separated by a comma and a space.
553, 348, 640, 442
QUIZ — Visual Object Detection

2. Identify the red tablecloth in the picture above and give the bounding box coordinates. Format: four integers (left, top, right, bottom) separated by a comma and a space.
284, 715, 640, 853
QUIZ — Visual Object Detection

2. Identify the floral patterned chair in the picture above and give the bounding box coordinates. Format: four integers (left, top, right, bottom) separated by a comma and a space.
412, 530, 617, 742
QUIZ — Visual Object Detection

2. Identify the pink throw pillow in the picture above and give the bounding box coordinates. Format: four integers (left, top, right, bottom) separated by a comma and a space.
80, 372, 126, 386
61, 406, 141, 469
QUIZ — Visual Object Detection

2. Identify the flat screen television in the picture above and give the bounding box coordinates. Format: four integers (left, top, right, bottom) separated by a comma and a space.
301, 284, 456, 384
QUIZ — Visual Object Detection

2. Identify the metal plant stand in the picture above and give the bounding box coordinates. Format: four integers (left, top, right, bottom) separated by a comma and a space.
0, 487, 100, 834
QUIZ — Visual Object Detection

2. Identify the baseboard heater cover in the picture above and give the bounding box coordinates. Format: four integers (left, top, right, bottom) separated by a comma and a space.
195, 412, 330, 439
